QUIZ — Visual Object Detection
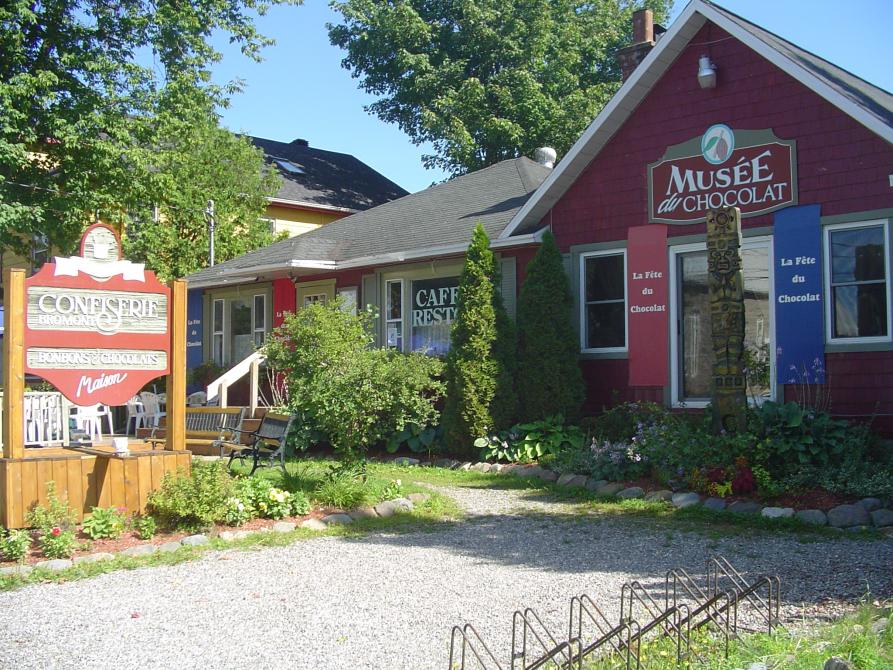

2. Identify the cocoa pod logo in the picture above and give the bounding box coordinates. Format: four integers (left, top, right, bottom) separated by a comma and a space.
701, 124, 735, 164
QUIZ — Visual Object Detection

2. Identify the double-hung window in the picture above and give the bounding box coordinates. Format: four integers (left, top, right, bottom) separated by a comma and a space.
824, 221, 891, 343
212, 299, 225, 366
385, 279, 403, 350
253, 294, 266, 348
581, 250, 627, 353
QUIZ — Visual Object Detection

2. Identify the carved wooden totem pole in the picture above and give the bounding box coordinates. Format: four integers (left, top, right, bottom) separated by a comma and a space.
706, 207, 747, 433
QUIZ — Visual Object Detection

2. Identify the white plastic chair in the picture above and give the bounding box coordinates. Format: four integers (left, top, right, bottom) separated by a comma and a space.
139, 392, 166, 427
125, 396, 147, 435
71, 404, 105, 441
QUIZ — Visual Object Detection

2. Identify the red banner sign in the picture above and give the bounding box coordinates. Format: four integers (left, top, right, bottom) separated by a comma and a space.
24, 224, 171, 406
627, 225, 669, 387
649, 126, 797, 224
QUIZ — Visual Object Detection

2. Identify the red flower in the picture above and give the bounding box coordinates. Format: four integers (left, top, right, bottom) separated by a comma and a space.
50, 527, 61, 536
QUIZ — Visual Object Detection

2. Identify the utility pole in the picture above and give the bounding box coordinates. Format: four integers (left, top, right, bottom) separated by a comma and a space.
205, 199, 216, 267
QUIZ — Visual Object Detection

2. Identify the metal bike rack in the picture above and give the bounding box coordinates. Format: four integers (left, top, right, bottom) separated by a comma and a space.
569, 594, 640, 669
511, 608, 582, 670
447, 556, 782, 670
450, 624, 505, 670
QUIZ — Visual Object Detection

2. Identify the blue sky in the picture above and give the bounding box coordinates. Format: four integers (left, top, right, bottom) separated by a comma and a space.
212, 0, 893, 194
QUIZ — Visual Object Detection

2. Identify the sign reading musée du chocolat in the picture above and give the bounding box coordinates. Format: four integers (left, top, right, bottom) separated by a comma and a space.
24, 223, 171, 406
648, 125, 797, 224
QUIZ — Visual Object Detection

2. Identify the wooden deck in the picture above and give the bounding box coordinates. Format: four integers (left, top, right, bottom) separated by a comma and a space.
0, 443, 191, 528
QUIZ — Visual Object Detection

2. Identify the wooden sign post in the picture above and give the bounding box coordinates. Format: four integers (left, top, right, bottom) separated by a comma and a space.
2, 269, 26, 459
0, 225, 191, 527
706, 207, 747, 433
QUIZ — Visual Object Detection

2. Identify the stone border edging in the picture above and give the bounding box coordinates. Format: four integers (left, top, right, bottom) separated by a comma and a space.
418, 458, 893, 535
0, 493, 433, 576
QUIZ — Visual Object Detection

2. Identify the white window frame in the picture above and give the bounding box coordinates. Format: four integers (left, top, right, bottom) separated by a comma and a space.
579, 249, 628, 354
823, 219, 892, 345
669, 237, 776, 408
385, 279, 404, 351
212, 298, 225, 366
253, 293, 266, 348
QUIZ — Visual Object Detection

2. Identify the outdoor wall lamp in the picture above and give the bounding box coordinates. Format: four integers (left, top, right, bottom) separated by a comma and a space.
698, 55, 717, 89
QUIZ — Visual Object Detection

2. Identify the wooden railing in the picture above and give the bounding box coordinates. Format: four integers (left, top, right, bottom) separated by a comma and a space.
206, 350, 265, 416
0, 391, 71, 448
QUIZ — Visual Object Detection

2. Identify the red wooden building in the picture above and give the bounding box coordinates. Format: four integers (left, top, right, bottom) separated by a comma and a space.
188, 0, 893, 432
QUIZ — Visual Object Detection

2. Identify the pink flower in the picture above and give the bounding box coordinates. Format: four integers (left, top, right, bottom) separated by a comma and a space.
50, 527, 61, 536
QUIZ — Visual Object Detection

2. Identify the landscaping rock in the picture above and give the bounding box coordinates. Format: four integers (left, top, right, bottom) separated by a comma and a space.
702, 497, 726, 512
218, 531, 237, 542
671, 492, 701, 509
728, 500, 762, 515
860, 498, 883, 512
761, 507, 795, 519
389, 497, 415, 512
536, 469, 558, 482
272, 521, 296, 533
321, 513, 354, 525
796, 509, 828, 526
844, 525, 872, 533
870, 509, 893, 527
586, 479, 608, 492
157, 541, 183, 553
595, 482, 625, 497
121, 544, 157, 558
407, 493, 430, 504
871, 618, 888, 634
181, 534, 209, 547
645, 490, 673, 502
471, 462, 492, 473
434, 459, 460, 469
300, 518, 328, 531
490, 464, 504, 474
34, 559, 73, 571
373, 501, 397, 518
0, 565, 32, 577
617, 487, 644, 500
824, 656, 854, 670
557, 474, 588, 488
828, 504, 871, 528
74, 552, 115, 564
459, 463, 473, 471
393, 457, 420, 466
348, 507, 378, 520
499, 464, 524, 476
745, 663, 767, 670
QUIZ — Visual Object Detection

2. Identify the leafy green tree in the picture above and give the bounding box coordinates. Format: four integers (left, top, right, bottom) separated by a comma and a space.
443, 224, 516, 450
517, 230, 584, 421
329, 0, 671, 175
124, 116, 281, 280
0, 0, 296, 268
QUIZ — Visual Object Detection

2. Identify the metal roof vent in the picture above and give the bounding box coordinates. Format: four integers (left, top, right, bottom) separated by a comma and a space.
533, 147, 557, 169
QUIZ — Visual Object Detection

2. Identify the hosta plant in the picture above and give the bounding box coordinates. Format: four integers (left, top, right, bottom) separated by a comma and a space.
82, 506, 127, 540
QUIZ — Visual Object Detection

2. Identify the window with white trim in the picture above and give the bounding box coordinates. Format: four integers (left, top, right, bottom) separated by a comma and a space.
385, 279, 403, 350
253, 294, 266, 348
824, 221, 891, 343
212, 299, 225, 366
581, 250, 627, 352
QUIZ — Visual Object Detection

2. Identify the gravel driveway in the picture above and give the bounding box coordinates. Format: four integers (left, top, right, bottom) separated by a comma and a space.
0, 485, 890, 670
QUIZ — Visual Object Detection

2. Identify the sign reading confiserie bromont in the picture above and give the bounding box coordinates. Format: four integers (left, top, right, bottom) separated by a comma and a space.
24, 223, 171, 405
648, 125, 797, 225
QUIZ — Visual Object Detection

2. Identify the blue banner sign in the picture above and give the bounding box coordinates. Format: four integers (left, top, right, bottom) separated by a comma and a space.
774, 204, 824, 384
186, 289, 204, 371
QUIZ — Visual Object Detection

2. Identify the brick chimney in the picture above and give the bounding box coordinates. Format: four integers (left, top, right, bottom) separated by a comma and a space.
616, 9, 655, 82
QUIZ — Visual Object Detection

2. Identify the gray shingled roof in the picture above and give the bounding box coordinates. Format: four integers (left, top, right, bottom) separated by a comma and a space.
706, 1, 893, 129
187, 157, 550, 285
251, 136, 408, 211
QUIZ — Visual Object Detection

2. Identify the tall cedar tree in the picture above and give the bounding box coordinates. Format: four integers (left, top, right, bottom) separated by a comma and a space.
443, 224, 517, 450
517, 230, 584, 421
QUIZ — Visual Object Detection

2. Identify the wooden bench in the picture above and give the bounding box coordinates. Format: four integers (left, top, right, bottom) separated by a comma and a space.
143, 407, 247, 455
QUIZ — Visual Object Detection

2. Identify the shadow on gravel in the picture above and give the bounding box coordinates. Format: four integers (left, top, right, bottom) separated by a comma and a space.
343, 510, 893, 611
